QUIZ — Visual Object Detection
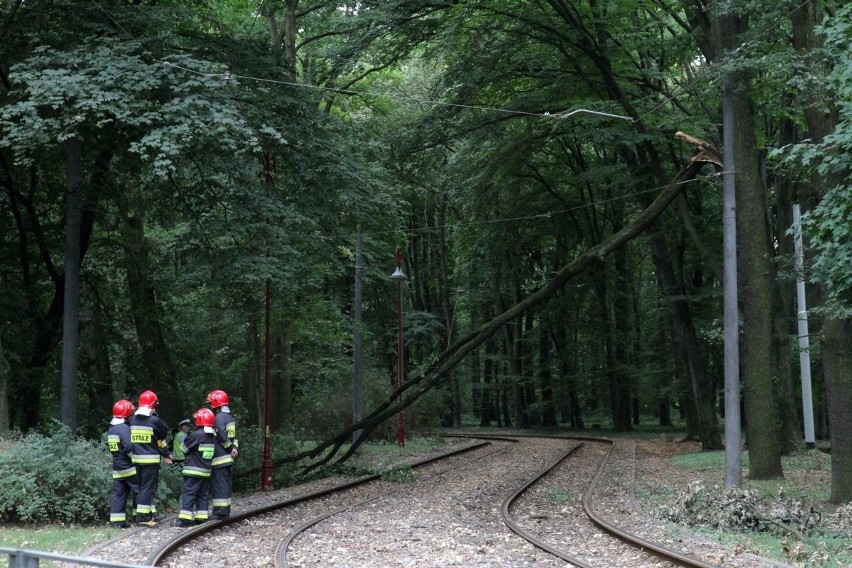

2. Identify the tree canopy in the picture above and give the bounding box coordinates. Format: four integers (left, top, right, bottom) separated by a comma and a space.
1, 0, 850, 503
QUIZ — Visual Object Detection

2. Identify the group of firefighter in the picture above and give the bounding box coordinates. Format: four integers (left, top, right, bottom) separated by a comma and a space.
106, 389, 238, 528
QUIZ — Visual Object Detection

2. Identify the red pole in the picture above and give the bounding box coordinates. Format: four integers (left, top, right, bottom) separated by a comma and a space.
394, 246, 405, 447
261, 278, 274, 489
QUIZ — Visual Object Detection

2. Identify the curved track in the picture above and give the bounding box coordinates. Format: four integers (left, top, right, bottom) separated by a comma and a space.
146, 434, 783, 568
274, 436, 523, 567
145, 440, 497, 565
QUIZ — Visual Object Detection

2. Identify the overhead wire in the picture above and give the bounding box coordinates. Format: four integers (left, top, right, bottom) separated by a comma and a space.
100, 0, 814, 126
83, 0, 802, 239
350, 178, 700, 239
87, 0, 814, 127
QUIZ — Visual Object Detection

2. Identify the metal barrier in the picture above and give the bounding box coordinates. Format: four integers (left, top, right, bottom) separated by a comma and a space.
0, 547, 145, 568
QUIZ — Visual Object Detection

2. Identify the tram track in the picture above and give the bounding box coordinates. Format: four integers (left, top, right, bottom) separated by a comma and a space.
86, 434, 792, 568
275, 437, 523, 567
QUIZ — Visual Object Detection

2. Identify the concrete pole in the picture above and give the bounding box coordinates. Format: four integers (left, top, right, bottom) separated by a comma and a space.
722, 75, 742, 488
792, 204, 816, 449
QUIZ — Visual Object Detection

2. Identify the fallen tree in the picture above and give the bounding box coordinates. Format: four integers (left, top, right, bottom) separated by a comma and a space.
246, 134, 721, 475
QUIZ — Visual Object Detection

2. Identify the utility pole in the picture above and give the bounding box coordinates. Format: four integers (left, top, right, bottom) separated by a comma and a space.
792, 204, 816, 449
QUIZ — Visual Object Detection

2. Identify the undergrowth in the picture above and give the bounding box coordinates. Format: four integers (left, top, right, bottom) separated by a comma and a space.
650, 449, 852, 567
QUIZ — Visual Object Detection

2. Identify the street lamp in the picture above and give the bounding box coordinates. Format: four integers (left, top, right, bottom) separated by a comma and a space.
390, 245, 407, 447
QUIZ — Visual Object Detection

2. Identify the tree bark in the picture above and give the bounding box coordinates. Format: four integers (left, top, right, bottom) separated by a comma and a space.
718, 11, 783, 479
774, 107, 806, 455
0, 307, 9, 433
242, 308, 262, 427
272, 327, 292, 430
119, 195, 183, 425
612, 221, 632, 432
437, 196, 460, 428
60, 136, 82, 435
538, 319, 557, 427
822, 318, 852, 502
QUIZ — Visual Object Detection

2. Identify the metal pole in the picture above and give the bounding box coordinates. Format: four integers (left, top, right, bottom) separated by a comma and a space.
261, 152, 274, 489
722, 75, 742, 488
792, 204, 816, 449
261, 278, 273, 489
353, 228, 363, 451
390, 246, 407, 447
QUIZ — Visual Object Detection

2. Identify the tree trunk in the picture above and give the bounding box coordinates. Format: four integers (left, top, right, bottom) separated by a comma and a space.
0, 317, 9, 433
650, 229, 721, 448
119, 196, 183, 425
552, 321, 582, 428
612, 235, 632, 432
591, 262, 618, 429
822, 318, 852, 502
790, 0, 852, 505
480, 334, 495, 427
272, 325, 292, 430
718, 11, 783, 479
504, 277, 528, 429
522, 311, 537, 426
283, 0, 298, 80
539, 320, 557, 427
242, 308, 261, 427
773, 112, 806, 454
437, 197, 460, 428
60, 136, 82, 435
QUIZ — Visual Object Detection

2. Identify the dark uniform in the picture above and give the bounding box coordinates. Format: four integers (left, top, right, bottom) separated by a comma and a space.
130, 410, 171, 524
107, 418, 138, 527
211, 407, 238, 519
176, 426, 216, 525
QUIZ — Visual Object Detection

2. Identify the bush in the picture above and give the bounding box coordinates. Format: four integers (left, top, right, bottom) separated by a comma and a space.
0, 427, 112, 524
0, 426, 184, 525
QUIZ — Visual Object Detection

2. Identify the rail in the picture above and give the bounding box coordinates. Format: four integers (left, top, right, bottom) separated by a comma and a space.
0, 547, 145, 568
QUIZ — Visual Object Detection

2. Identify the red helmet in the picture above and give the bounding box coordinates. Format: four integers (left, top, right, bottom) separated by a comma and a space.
206, 390, 229, 408
139, 390, 158, 408
112, 399, 135, 419
194, 408, 215, 427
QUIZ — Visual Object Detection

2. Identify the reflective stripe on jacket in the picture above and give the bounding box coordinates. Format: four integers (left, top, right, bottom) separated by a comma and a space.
107, 422, 136, 475
130, 411, 171, 465
181, 428, 216, 477
212, 409, 237, 468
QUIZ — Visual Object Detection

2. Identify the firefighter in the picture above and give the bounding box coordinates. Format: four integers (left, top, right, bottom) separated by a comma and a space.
172, 419, 192, 464
107, 399, 138, 528
174, 408, 216, 527
130, 390, 173, 527
206, 389, 238, 520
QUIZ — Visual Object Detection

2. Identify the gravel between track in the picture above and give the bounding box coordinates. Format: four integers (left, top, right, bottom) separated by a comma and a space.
83, 435, 795, 568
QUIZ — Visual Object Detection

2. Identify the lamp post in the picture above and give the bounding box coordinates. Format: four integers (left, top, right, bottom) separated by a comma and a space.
260, 151, 275, 490
390, 246, 407, 447
261, 279, 273, 489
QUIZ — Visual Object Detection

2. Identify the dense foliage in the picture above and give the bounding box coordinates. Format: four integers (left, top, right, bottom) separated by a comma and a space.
0, 429, 116, 523
0, 0, 850, 506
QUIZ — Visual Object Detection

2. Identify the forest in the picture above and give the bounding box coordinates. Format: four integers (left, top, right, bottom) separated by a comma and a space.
0, 0, 850, 503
